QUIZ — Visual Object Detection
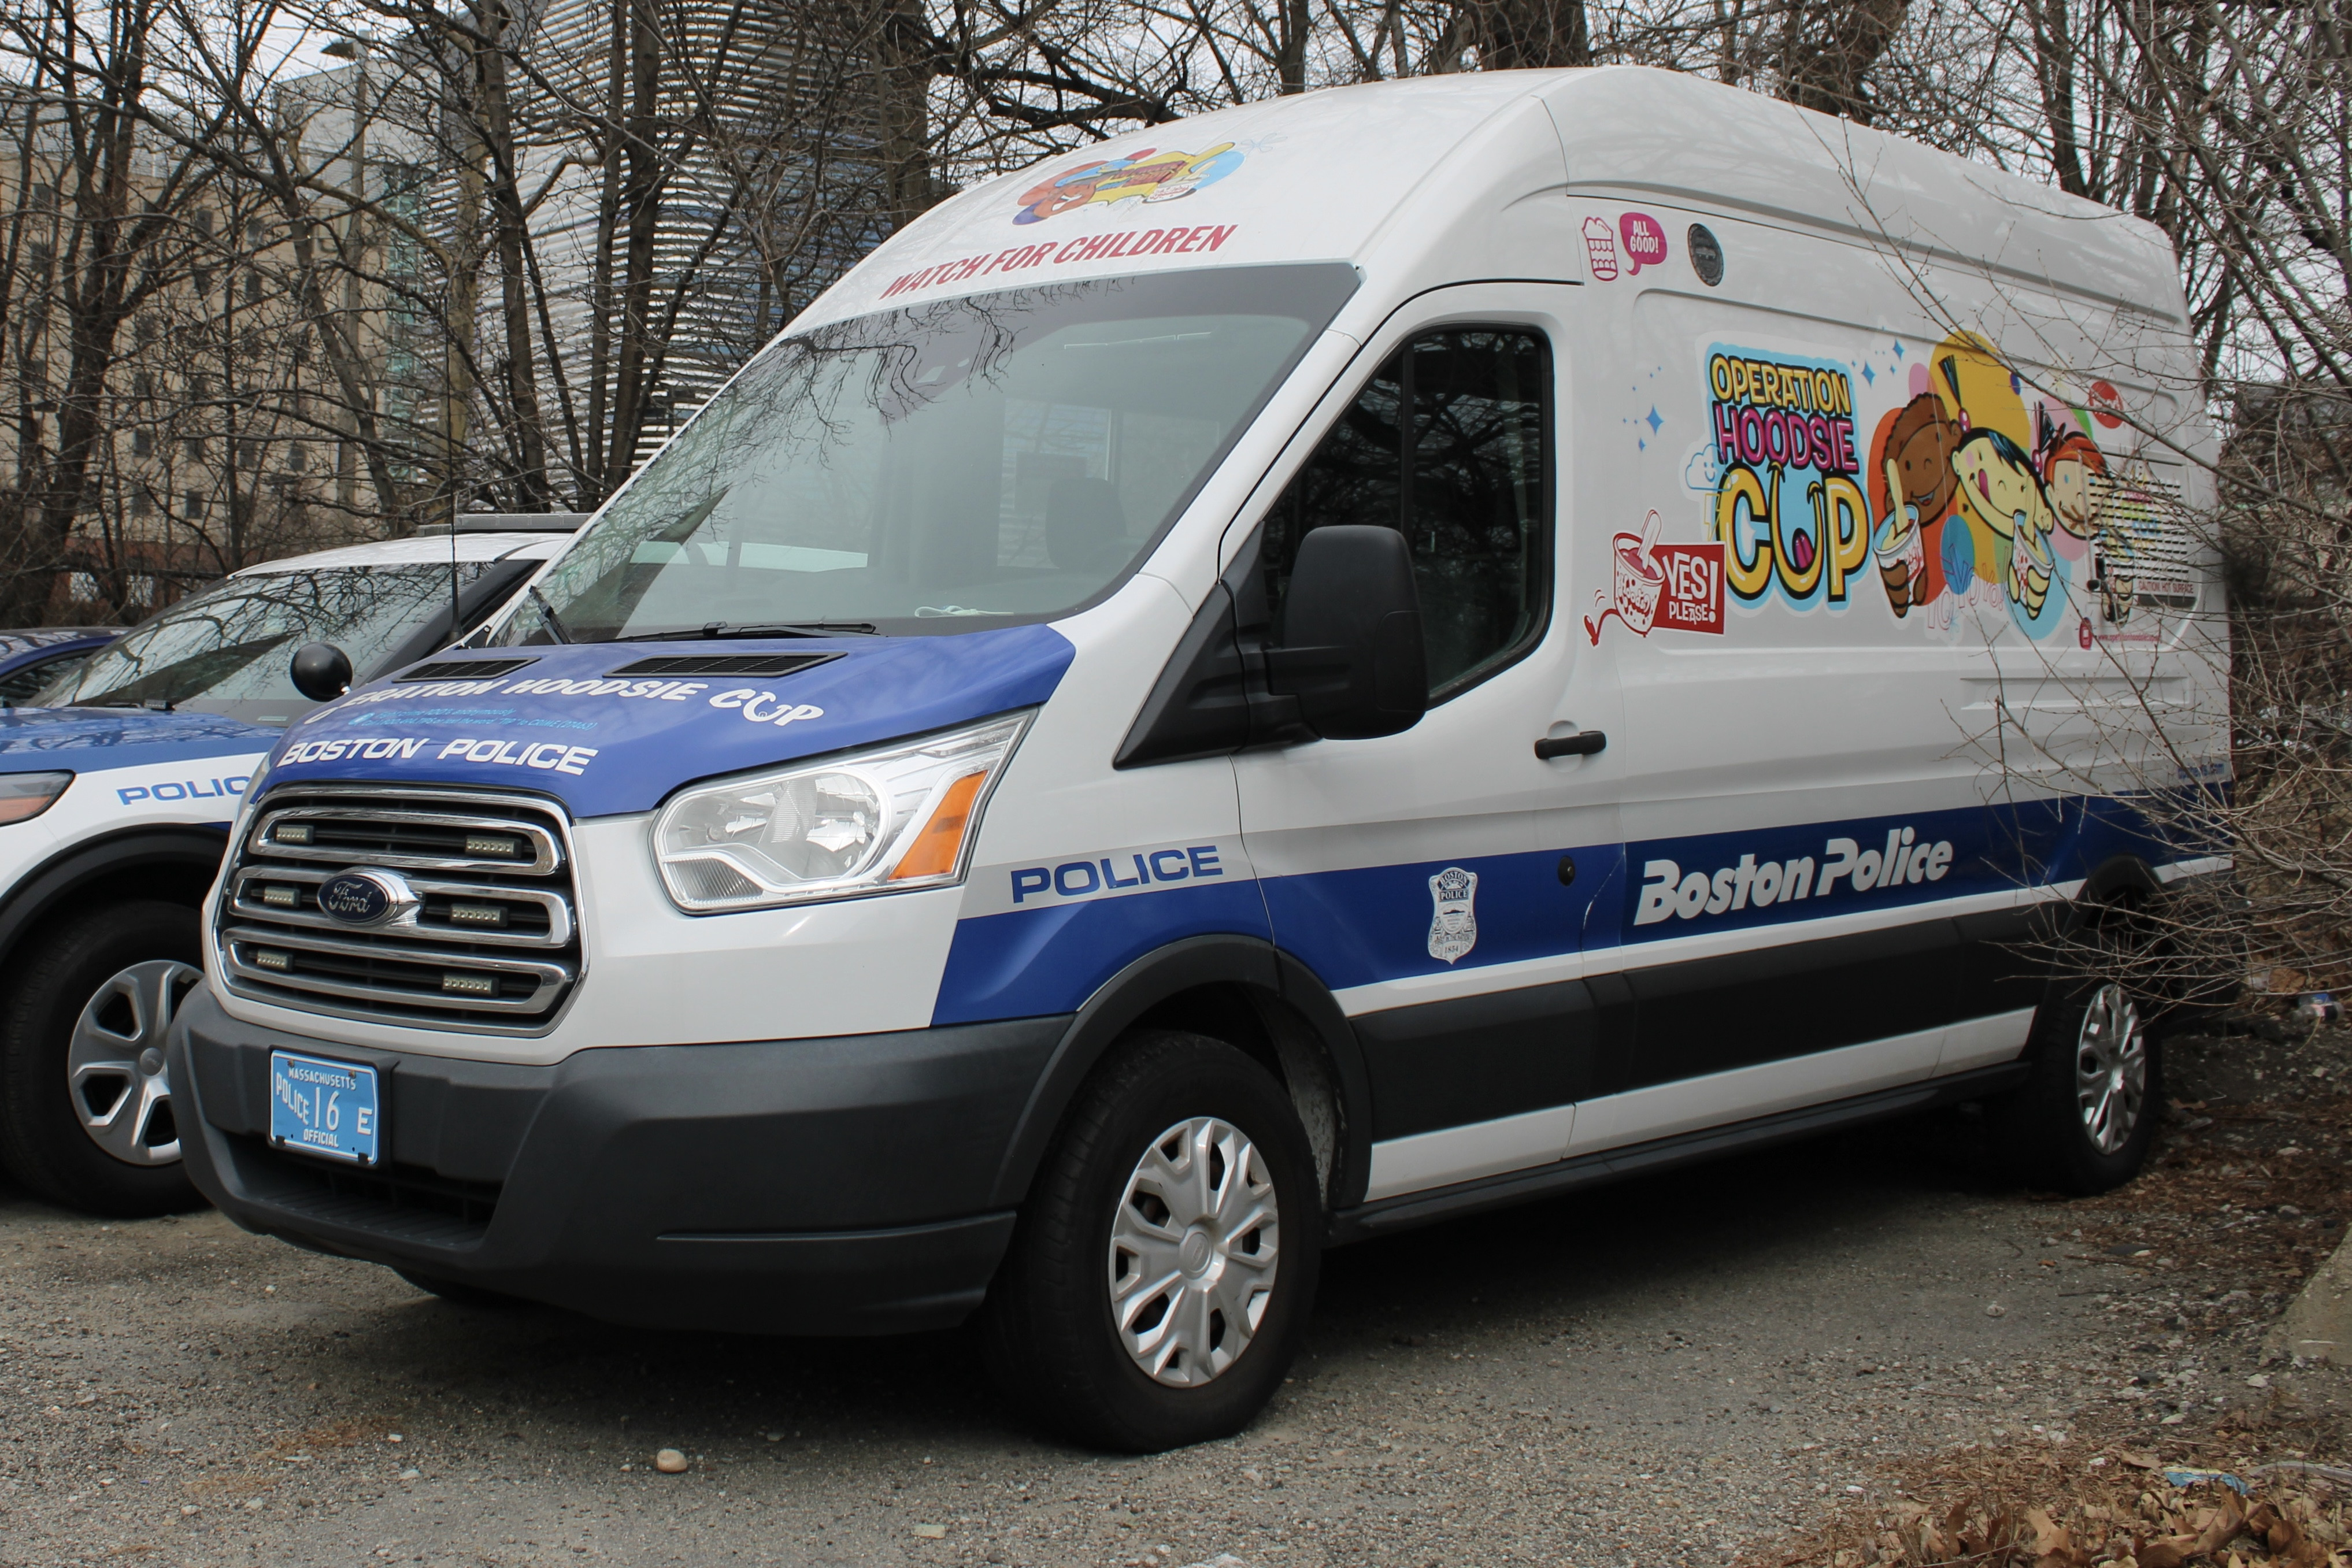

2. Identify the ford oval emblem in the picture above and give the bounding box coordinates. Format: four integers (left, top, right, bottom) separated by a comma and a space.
316, 869, 412, 926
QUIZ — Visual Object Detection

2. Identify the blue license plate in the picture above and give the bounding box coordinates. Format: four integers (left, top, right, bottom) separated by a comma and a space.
268, 1051, 381, 1165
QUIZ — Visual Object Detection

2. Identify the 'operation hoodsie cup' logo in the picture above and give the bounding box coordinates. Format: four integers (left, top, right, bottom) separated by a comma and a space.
1013, 144, 1245, 224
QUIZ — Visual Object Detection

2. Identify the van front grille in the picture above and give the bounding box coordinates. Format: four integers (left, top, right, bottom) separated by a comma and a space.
216, 785, 581, 1034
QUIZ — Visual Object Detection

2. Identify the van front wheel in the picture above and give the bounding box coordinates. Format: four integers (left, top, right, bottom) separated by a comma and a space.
1993, 976, 2161, 1195
981, 1030, 1321, 1452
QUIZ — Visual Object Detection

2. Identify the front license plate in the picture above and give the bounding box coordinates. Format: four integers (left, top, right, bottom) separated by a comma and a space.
268, 1051, 381, 1165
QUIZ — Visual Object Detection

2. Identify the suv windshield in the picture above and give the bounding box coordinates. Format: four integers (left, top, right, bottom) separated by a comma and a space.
39, 562, 503, 725
501, 264, 1358, 643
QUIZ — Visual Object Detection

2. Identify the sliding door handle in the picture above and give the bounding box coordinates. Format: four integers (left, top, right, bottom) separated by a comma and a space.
1534, 730, 1607, 760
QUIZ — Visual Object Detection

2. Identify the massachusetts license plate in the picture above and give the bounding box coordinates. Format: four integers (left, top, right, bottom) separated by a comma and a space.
268, 1051, 381, 1165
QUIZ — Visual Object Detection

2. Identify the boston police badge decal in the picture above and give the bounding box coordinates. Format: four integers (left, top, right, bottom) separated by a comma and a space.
1427, 866, 1479, 964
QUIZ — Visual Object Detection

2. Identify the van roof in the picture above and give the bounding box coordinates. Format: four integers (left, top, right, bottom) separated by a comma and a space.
805, 67, 2179, 330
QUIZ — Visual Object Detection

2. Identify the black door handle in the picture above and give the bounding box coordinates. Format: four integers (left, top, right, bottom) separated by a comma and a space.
1534, 730, 1606, 760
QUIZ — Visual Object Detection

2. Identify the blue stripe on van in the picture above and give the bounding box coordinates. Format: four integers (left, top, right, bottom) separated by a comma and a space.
1602, 794, 2203, 950
1257, 846, 1609, 993
930, 877, 1273, 1025
927, 791, 2214, 1025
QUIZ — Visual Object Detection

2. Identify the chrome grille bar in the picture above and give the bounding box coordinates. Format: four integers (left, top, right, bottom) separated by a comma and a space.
227, 865, 573, 948
251, 805, 562, 875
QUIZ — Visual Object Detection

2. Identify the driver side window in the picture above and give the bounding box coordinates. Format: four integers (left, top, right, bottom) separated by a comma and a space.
1260, 328, 1552, 698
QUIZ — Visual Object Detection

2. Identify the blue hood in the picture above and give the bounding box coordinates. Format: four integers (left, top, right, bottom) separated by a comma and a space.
262, 623, 1079, 817
0, 705, 277, 774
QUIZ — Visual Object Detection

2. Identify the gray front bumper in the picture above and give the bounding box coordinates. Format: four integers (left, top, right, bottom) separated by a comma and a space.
169, 989, 1069, 1335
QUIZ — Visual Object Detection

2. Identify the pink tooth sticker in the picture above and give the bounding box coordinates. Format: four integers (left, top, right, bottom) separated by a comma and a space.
1619, 212, 1668, 275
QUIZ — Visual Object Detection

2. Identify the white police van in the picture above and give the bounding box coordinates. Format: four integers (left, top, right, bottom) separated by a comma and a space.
0, 520, 576, 1214
171, 68, 2227, 1450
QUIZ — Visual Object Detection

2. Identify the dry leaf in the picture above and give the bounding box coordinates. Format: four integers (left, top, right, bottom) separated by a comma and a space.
2026, 1507, 2070, 1555
2194, 1498, 2247, 1557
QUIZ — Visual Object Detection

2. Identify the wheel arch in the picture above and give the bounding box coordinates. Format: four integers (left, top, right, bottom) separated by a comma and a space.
0, 827, 229, 977
984, 935, 1373, 1216
2075, 853, 2166, 921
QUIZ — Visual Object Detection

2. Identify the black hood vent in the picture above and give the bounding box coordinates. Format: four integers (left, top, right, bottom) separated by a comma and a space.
399, 657, 539, 681
606, 652, 842, 678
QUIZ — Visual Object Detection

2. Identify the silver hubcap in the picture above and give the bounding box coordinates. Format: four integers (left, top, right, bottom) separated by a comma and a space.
2074, 981, 2147, 1155
1108, 1117, 1280, 1388
66, 960, 200, 1166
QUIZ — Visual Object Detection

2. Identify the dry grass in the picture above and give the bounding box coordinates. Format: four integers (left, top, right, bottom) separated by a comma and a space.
1746, 1021, 2352, 1567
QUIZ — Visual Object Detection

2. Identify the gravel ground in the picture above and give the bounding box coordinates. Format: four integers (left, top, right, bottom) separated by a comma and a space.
0, 1026, 2332, 1568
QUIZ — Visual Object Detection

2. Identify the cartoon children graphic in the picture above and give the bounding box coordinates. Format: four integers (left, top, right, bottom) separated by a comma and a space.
1860, 331, 2117, 638
2035, 407, 2108, 545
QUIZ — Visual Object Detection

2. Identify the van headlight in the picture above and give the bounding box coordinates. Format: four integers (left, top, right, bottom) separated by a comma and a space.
651, 713, 1031, 912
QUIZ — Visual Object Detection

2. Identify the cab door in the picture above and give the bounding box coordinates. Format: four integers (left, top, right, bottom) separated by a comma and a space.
1229, 285, 1622, 1205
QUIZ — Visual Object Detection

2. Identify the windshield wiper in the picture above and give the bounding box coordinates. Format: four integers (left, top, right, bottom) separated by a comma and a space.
615, 620, 879, 641
528, 585, 573, 644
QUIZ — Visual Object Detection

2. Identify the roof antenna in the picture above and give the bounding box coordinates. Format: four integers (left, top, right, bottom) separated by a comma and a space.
448, 481, 462, 647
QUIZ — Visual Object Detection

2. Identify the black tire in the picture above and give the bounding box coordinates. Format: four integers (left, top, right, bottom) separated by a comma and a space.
395, 1269, 524, 1309
980, 1029, 1321, 1452
0, 900, 206, 1216
1990, 971, 2162, 1195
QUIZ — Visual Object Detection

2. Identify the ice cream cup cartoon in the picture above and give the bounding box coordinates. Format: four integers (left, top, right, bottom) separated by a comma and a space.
1873, 509, 1924, 617
1583, 216, 1620, 281
1610, 516, 1665, 633
2007, 513, 2055, 618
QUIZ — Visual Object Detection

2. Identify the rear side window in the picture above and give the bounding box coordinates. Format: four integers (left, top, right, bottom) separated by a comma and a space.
0, 651, 91, 705
1260, 328, 1551, 698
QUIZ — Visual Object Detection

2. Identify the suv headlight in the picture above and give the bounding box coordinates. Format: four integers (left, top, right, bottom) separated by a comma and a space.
652, 713, 1031, 913
0, 771, 72, 825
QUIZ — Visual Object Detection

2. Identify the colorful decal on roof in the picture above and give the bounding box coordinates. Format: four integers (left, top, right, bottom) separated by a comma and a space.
1013, 144, 1246, 225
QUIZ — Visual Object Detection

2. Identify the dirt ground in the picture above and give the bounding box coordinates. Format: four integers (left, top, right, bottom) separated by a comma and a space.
2, 1022, 2345, 1568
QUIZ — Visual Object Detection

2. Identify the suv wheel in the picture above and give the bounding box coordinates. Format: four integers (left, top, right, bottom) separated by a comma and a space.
0, 902, 205, 1215
981, 1030, 1321, 1452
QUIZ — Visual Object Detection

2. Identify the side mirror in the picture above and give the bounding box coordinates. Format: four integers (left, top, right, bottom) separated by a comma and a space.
290, 642, 354, 703
1265, 525, 1427, 740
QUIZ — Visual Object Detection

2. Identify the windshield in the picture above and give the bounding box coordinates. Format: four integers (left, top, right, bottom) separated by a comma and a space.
501, 264, 1358, 643
39, 563, 504, 725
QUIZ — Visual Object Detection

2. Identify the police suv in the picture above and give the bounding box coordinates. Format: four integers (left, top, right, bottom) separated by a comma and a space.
0, 521, 575, 1213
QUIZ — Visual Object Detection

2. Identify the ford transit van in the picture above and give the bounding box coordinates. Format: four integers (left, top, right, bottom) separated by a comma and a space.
170, 67, 2227, 1451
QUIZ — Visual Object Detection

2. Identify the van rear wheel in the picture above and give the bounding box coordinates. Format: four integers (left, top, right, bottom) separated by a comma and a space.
980, 1030, 1321, 1452
1992, 973, 2161, 1195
